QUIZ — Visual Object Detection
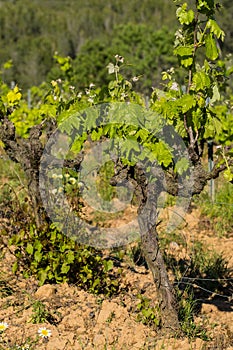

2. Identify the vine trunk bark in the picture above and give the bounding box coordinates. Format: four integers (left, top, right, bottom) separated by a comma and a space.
137, 180, 180, 332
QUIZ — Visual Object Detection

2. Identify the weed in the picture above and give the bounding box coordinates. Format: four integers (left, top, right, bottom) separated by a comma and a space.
196, 181, 233, 236
176, 287, 209, 340
185, 241, 230, 298
162, 239, 231, 339
105, 311, 115, 323
159, 230, 187, 251
135, 294, 161, 328
164, 240, 230, 299
8, 224, 119, 296
29, 300, 50, 324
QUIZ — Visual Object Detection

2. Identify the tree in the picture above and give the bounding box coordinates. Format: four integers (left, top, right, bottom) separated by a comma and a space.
0, 0, 233, 333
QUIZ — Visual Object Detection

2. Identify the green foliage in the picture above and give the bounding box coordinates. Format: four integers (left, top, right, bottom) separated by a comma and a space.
198, 182, 233, 236
177, 288, 209, 340
0, 0, 179, 90
189, 242, 228, 283
0, 0, 232, 91
70, 24, 175, 94
9, 225, 119, 295
162, 236, 230, 339
96, 160, 116, 207
150, 0, 233, 181
29, 300, 51, 324
165, 240, 230, 299
135, 294, 161, 328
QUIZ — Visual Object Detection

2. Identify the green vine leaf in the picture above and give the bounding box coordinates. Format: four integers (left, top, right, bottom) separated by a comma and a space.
223, 169, 233, 182
176, 3, 195, 25
178, 94, 196, 113
174, 45, 193, 67
206, 19, 225, 40
205, 34, 218, 60
151, 141, 173, 167
192, 71, 211, 91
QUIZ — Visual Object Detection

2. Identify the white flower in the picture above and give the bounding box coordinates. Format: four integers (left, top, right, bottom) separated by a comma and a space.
171, 82, 179, 91
89, 83, 95, 88
77, 92, 82, 98
132, 76, 139, 82
115, 54, 124, 63
64, 173, 70, 178
0, 322, 8, 331
38, 327, 52, 338
69, 177, 76, 185
107, 62, 115, 74
51, 173, 58, 179
88, 97, 94, 104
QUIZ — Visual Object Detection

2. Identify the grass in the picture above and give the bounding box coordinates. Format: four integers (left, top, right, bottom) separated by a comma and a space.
195, 180, 233, 237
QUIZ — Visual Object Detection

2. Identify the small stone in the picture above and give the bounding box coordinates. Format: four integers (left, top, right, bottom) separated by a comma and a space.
34, 285, 56, 299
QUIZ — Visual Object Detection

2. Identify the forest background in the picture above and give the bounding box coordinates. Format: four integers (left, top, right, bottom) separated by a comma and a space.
0, 0, 232, 94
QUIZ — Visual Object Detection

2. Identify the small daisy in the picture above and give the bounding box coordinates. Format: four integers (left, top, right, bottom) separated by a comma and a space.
38, 327, 52, 338
0, 322, 8, 331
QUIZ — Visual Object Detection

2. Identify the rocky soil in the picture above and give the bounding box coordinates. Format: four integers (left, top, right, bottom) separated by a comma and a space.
0, 208, 233, 350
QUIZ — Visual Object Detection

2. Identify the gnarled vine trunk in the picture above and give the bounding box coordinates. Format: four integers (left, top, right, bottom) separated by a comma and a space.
138, 182, 180, 332
134, 164, 180, 332
0, 117, 53, 228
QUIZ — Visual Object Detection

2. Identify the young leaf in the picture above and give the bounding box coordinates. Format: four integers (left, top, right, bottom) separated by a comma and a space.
34, 251, 43, 263
210, 84, 220, 103
26, 243, 34, 255
61, 263, 70, 274
206, 19, 225, 40
205, 34, 218, 60
7, 86, 22, 105
107, 63, 115, 74
223, 169, 233, 182
103, 260, 113, 272
179, 94, 196, 113
176, 3, 194, 25
192, 71, 211, 91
